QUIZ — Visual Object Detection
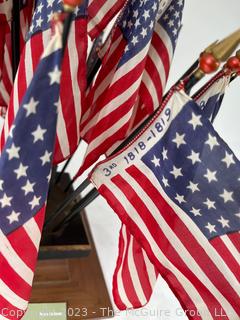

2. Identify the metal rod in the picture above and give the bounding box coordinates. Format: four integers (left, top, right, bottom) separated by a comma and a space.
62, 12, 74, 52
11, 0, 21, 80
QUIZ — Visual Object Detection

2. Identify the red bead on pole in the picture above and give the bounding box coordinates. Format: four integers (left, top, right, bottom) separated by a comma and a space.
199, 52, 220, 74
226, 56, 240, 72
63, 0, 83, 12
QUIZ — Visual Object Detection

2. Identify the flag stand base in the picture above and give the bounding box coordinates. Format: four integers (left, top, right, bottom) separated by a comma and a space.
30, 173, 113, 319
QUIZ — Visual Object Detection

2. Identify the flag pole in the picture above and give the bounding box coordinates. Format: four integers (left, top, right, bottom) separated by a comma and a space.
11, 0, 21, 80
44, 31, 240, 231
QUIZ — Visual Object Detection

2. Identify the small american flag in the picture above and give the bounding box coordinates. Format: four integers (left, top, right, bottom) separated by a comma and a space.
90, 89, 240, 318
0, 24, 62, 318
88, 0, 127, 39
79, 0, 184, 176
0, 0, 33, 119
112, 72, 232, 310
0, 0, 88, 164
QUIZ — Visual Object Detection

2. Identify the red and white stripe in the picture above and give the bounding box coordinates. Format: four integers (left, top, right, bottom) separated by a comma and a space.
113, 224, 158, 310
0, 16, 88, 164
88, 0, 127, 39
0, 207, 45, 320
78, 0, 176, 176
90, 91, 240, 318
0, 1, 34, 118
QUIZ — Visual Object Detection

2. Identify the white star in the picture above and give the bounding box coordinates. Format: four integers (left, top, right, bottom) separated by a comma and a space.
40, 151, 52, 166
29, 195, 41, 209
7, 211, 21, 224
187, 181, 200, 193
47, 0, 54, 7
151, 155, 160, 167
172, 132, 186, 148
190, 207, 202, 217
36, 16, 43, 27
0, 193, 12, 208
168, 19, 174, 27
218, 216, 230, 228
187, 150, 201, 165
152, 2, 157, 11
6, 143, 20, 160
23, 97, 39, 117
173, 28, 178, 36
143, 9, 150, 20
235, 212, 240, 219
178, 0, 183, 6
135, 18, 141, 27
141, 27, 147, 38
162, 147, 168, 160
162, 176, 169, 187
21, 180, 35, 196
188, 113, 202, 130
204, 169, 217, 183
205, 222, 216, 234
175, 193, 186, 204
221, 152, 235, 168
47, 11, 53, 22
131, 35, 138, 46
0, 179, 3, 191
169, 5, 174, 11
32, 125, 47, 143
204, 198, 216, 210
170, 166, 183, 179
219, 189, 234, 203
37, 2, 44, 13
14, 163, 28, 179
48, 66, 61, 85
149, 20, 154, 29
127, 20, 133, 29
205, 134, 219, 151
133, 9, 138, 18
163, 14, 169, 20
174, 11, 180, 18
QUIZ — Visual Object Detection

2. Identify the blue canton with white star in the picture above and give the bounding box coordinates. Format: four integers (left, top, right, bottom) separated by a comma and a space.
118, 0, 184, 67
0, 43, 62, 235
26, 0, 88, 40
142, 98, 240, 240
118, 0, 160, 67
158, 0, 184, 50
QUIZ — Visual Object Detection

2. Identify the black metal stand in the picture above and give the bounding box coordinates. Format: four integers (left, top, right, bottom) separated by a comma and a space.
11, 0, 21, 81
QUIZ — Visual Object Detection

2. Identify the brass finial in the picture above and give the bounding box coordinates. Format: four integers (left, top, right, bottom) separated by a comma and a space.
210, 28, 240, 61
63, 0, 83, 12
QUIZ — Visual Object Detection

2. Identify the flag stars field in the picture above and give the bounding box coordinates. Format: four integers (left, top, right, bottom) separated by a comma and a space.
187, 150, 201, 165
217, 216, 230, 228
187, 181, 200, 193
29, 195, 41, 210
219, 189, 234, 203
222, 151, 235, 168
205, 222, 216, 234
21, 180, 35, 195
204, 168, 218, 183
170, 165, 183, 179
204, 198, 216, 210
0, 179, 4, 190
151, 155, 160, 167
40, 150, 52, 166
190, 207, 202, 217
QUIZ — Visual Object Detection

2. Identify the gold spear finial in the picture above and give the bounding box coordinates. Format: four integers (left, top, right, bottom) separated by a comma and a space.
193, 28, 240, 79
210, 28, 240, 61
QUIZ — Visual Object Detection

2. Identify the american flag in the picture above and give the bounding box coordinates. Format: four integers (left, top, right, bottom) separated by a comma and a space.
90, 90, 240, 318
0, 0, 88, 164
88, 0, 127, 39
0, 0, 33, 118
112, 72, 232, 310
79, 0, 184, 176
0, 23, 62, 319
